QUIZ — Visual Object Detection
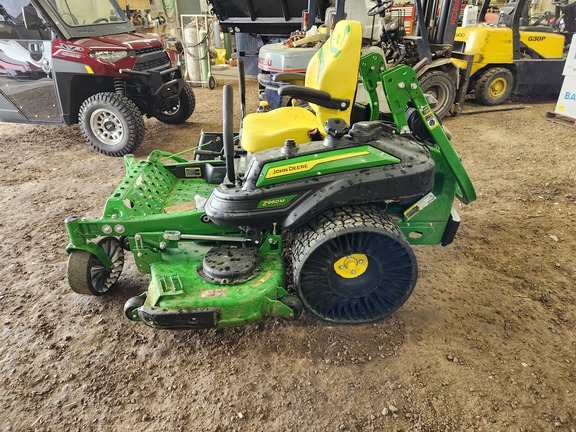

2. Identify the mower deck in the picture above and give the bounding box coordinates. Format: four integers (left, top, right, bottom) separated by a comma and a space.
139, 245, 290, 329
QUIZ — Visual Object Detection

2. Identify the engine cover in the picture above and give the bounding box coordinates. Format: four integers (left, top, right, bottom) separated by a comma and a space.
204, 123, 435, 229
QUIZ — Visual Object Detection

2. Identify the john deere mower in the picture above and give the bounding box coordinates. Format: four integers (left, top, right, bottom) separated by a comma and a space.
65, 20, 476, 329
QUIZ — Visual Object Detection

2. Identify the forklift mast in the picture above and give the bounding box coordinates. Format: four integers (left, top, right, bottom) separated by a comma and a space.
409, 0, 463, 68
511, 0, 527, 60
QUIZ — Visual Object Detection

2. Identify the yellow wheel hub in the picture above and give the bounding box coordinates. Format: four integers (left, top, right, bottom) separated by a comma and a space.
333, 254, 369, 279
489, 78, 507, 98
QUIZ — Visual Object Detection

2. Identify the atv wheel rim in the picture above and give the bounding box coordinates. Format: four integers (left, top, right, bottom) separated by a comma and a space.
333, 254, 369, 279
90, 108, 124, 146
162, 100, 180, 116
489, 78, 507, 98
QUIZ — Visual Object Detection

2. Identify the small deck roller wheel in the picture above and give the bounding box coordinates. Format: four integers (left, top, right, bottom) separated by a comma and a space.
124, 295, 146, 321
67, 237, 125, 296
292, 205, 418, 323
279, 295, 304, 320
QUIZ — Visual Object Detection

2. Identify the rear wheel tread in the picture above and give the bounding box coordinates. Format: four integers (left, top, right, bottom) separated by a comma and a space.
292, 205, 418, 323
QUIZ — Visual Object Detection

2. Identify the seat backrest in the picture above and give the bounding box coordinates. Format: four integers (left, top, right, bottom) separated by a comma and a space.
304, 20, 362, 128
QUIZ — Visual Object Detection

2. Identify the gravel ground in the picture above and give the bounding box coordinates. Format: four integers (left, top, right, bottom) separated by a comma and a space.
0, 81, 574, 432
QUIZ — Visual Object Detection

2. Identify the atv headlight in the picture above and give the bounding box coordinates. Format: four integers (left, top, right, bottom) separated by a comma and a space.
89, 50, 128, 63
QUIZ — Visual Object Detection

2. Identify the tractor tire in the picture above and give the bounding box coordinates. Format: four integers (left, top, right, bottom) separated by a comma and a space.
292, 205, 418, 324
418, 70, 456, 118
67, 237, 125, 296
154, 84, 196, 124
474, 67, 514, 106
78, 92, 145, 157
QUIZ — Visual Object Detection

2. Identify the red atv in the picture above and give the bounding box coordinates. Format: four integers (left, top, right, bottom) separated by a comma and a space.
0, 0, 195, 156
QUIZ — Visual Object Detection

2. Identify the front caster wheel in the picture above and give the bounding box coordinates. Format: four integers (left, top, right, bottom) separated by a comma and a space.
279, 295, 304, 320
67, 237, 125, 296
124, 294, 146, 321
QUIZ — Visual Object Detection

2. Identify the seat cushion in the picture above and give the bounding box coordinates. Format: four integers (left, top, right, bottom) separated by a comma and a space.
241, 106, 320, 153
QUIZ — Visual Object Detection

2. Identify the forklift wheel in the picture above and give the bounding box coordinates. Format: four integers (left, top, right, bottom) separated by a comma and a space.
474, 67, 514, 106
418, 70, 456, 119
155, 84, 196, 124
67, 237, 125, 296
78, 92, 145, 157
293, 206, 418, 324
279, 295, 304, 320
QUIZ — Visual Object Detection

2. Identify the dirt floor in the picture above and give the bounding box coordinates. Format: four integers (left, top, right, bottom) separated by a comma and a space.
0, 81, 574, 432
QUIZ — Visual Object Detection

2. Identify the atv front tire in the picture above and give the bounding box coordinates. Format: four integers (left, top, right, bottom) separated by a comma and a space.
78, 92, 145, 157
474, 67, 514, 106
292, 206, 418, 324
154, 84, 196, 124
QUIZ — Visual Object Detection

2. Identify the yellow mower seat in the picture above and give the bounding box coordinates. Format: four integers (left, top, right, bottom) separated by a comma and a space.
241, 107, 319, 153
241, 20, 363, 154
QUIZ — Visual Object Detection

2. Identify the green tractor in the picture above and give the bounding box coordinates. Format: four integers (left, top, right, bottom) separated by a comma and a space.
65, 20, 476, 329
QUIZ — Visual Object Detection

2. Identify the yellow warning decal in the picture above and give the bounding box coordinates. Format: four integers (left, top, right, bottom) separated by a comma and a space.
265, 151, 370, 179
251, 270, 274, 288
200, 289, 227, 298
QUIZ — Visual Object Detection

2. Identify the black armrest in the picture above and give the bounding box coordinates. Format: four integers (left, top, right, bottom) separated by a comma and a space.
278, 85, 350, 111
272, 72, 306, 83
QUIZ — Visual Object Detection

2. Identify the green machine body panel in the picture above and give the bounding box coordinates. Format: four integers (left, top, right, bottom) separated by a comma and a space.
256, 145, 400, 187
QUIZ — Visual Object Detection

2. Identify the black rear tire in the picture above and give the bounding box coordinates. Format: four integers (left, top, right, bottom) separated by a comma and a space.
418, 70, 456, 118
78, 92, 145, 157
154, 84, 196, 124
292, 205, 418, 323
474, 67, 514, 106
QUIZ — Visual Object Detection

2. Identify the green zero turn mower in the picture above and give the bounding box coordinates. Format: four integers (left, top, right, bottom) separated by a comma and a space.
65, 23, 476, 330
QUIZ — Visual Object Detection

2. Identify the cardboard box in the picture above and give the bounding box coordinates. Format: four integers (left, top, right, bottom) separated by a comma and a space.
554, 75, 576, 119
562, 34, 576, 76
